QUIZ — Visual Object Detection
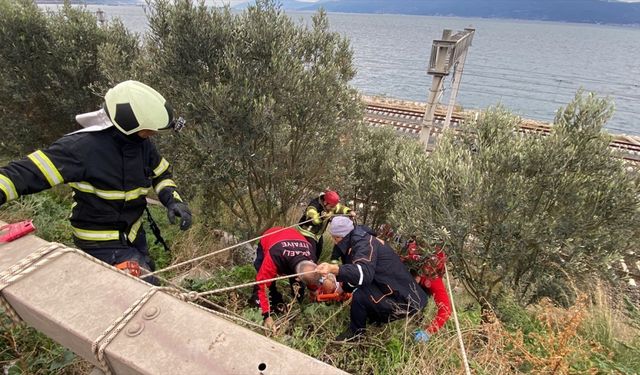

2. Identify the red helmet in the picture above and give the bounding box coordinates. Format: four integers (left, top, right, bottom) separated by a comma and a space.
323, 190, 340, 206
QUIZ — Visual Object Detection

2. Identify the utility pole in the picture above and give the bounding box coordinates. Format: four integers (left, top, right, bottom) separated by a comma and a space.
421, 28, 475, 151
96, 8, 106, 28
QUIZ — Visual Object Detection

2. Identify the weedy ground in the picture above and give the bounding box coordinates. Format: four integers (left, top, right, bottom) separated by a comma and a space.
1, 191, 639, 374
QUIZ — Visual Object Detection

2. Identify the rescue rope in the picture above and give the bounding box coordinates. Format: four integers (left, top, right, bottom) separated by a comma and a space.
196, 270, 318, 298
143, 270, 269, 332
444, 265, 471, 375
1, 212, 355, 359
91, 286, 184, 375
143, 213, 351, 279
0, 243, 67, 324
0, 240, 268, 351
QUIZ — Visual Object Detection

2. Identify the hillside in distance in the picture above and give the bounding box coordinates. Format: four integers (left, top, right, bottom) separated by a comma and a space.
36, 0, 140, 4
261, 0, 640, 25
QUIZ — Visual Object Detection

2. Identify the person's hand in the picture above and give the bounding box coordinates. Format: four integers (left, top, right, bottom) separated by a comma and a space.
263, 315, 276, 333
413, 329, 430, 343
316, 262, 337, 277
167, 202, 192, 230
349, 211, 357, 218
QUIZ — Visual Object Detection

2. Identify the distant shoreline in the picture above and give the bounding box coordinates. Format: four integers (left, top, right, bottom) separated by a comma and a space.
37, 1, 640, 28
285, 10, 640, 29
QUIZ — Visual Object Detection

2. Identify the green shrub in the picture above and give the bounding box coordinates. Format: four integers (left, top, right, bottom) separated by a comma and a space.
141, 0, 361, 236
391, 93, 640, 316
0, 0, 139, 157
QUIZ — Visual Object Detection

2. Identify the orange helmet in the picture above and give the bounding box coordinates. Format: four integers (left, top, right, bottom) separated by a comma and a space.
323, 190, 340, 206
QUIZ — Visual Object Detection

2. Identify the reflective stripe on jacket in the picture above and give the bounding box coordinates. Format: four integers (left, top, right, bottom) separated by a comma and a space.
297, 196, 351, 241
0, 127, 183, 248
335, 226, 428, 308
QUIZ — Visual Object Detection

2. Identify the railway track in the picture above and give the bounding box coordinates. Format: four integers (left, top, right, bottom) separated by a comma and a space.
363, 98, 640, 163
362, 97, 640, 288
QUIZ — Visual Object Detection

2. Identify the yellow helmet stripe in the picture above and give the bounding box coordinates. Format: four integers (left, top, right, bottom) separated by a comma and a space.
153, 158, 170, 177
154, 179, 177, 194
0, 173, 18, 201
27, 150, 64, 187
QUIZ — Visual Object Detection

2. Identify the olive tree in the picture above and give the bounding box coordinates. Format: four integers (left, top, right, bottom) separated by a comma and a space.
143, 0, 361, 236
341, 126, 422, 228
391, 92, 640, 315
0, 0, 139, 156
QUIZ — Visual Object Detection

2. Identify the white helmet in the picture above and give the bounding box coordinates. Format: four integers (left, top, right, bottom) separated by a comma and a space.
103, 80, 175, 135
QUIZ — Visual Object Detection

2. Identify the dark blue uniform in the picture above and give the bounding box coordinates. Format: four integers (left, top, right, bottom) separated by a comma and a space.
334, 225, 428, 333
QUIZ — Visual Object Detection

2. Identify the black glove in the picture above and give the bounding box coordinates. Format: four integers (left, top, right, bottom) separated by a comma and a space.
167, 202, 192, 230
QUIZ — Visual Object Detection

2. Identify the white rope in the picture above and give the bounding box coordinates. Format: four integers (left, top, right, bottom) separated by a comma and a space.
444, 264, 471, 375
91, 286, 188, 375
146, 270, 270, 332
143, 215, 336, 279
196, 270, 317, 298
0, 243, 68, 324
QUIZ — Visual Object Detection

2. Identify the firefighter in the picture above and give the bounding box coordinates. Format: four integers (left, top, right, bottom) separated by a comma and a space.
296, 190, 353, 261
0, 80, 192, 277
402, 239, 452, 342
253, 227, 322, 331
316, 216, 428, 342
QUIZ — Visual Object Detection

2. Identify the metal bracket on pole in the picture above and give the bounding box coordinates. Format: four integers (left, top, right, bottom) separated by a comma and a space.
421, 28, 475, 151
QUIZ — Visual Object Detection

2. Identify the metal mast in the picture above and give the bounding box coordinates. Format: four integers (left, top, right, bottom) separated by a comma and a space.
420, 28, 475, 150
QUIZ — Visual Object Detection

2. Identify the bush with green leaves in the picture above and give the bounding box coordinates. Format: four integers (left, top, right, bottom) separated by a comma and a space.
342, 126, 424, 228
140, 0, 361, 236
0, 0, 140, 157
391, 92, 640, 315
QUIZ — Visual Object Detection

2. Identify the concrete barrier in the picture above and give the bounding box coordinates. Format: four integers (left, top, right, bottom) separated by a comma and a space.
0, 223, 347, 375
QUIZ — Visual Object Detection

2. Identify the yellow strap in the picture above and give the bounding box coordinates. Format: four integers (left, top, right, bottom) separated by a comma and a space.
154, 179, 177, 194
0, 173, 18, 201
127, 215, 144, 243
27, 150, 64, 187
153, 158, 170, 177
69, 182, 149, 201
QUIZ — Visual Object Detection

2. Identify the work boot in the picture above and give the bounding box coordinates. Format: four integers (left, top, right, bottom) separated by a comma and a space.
334, 327, 364, 342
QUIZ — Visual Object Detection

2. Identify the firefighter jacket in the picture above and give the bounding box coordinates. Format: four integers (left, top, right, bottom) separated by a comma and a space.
256, 227, 315, 316
296, 195, 351, 241
334, 225, 428, 309
0, 127, 183, 249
